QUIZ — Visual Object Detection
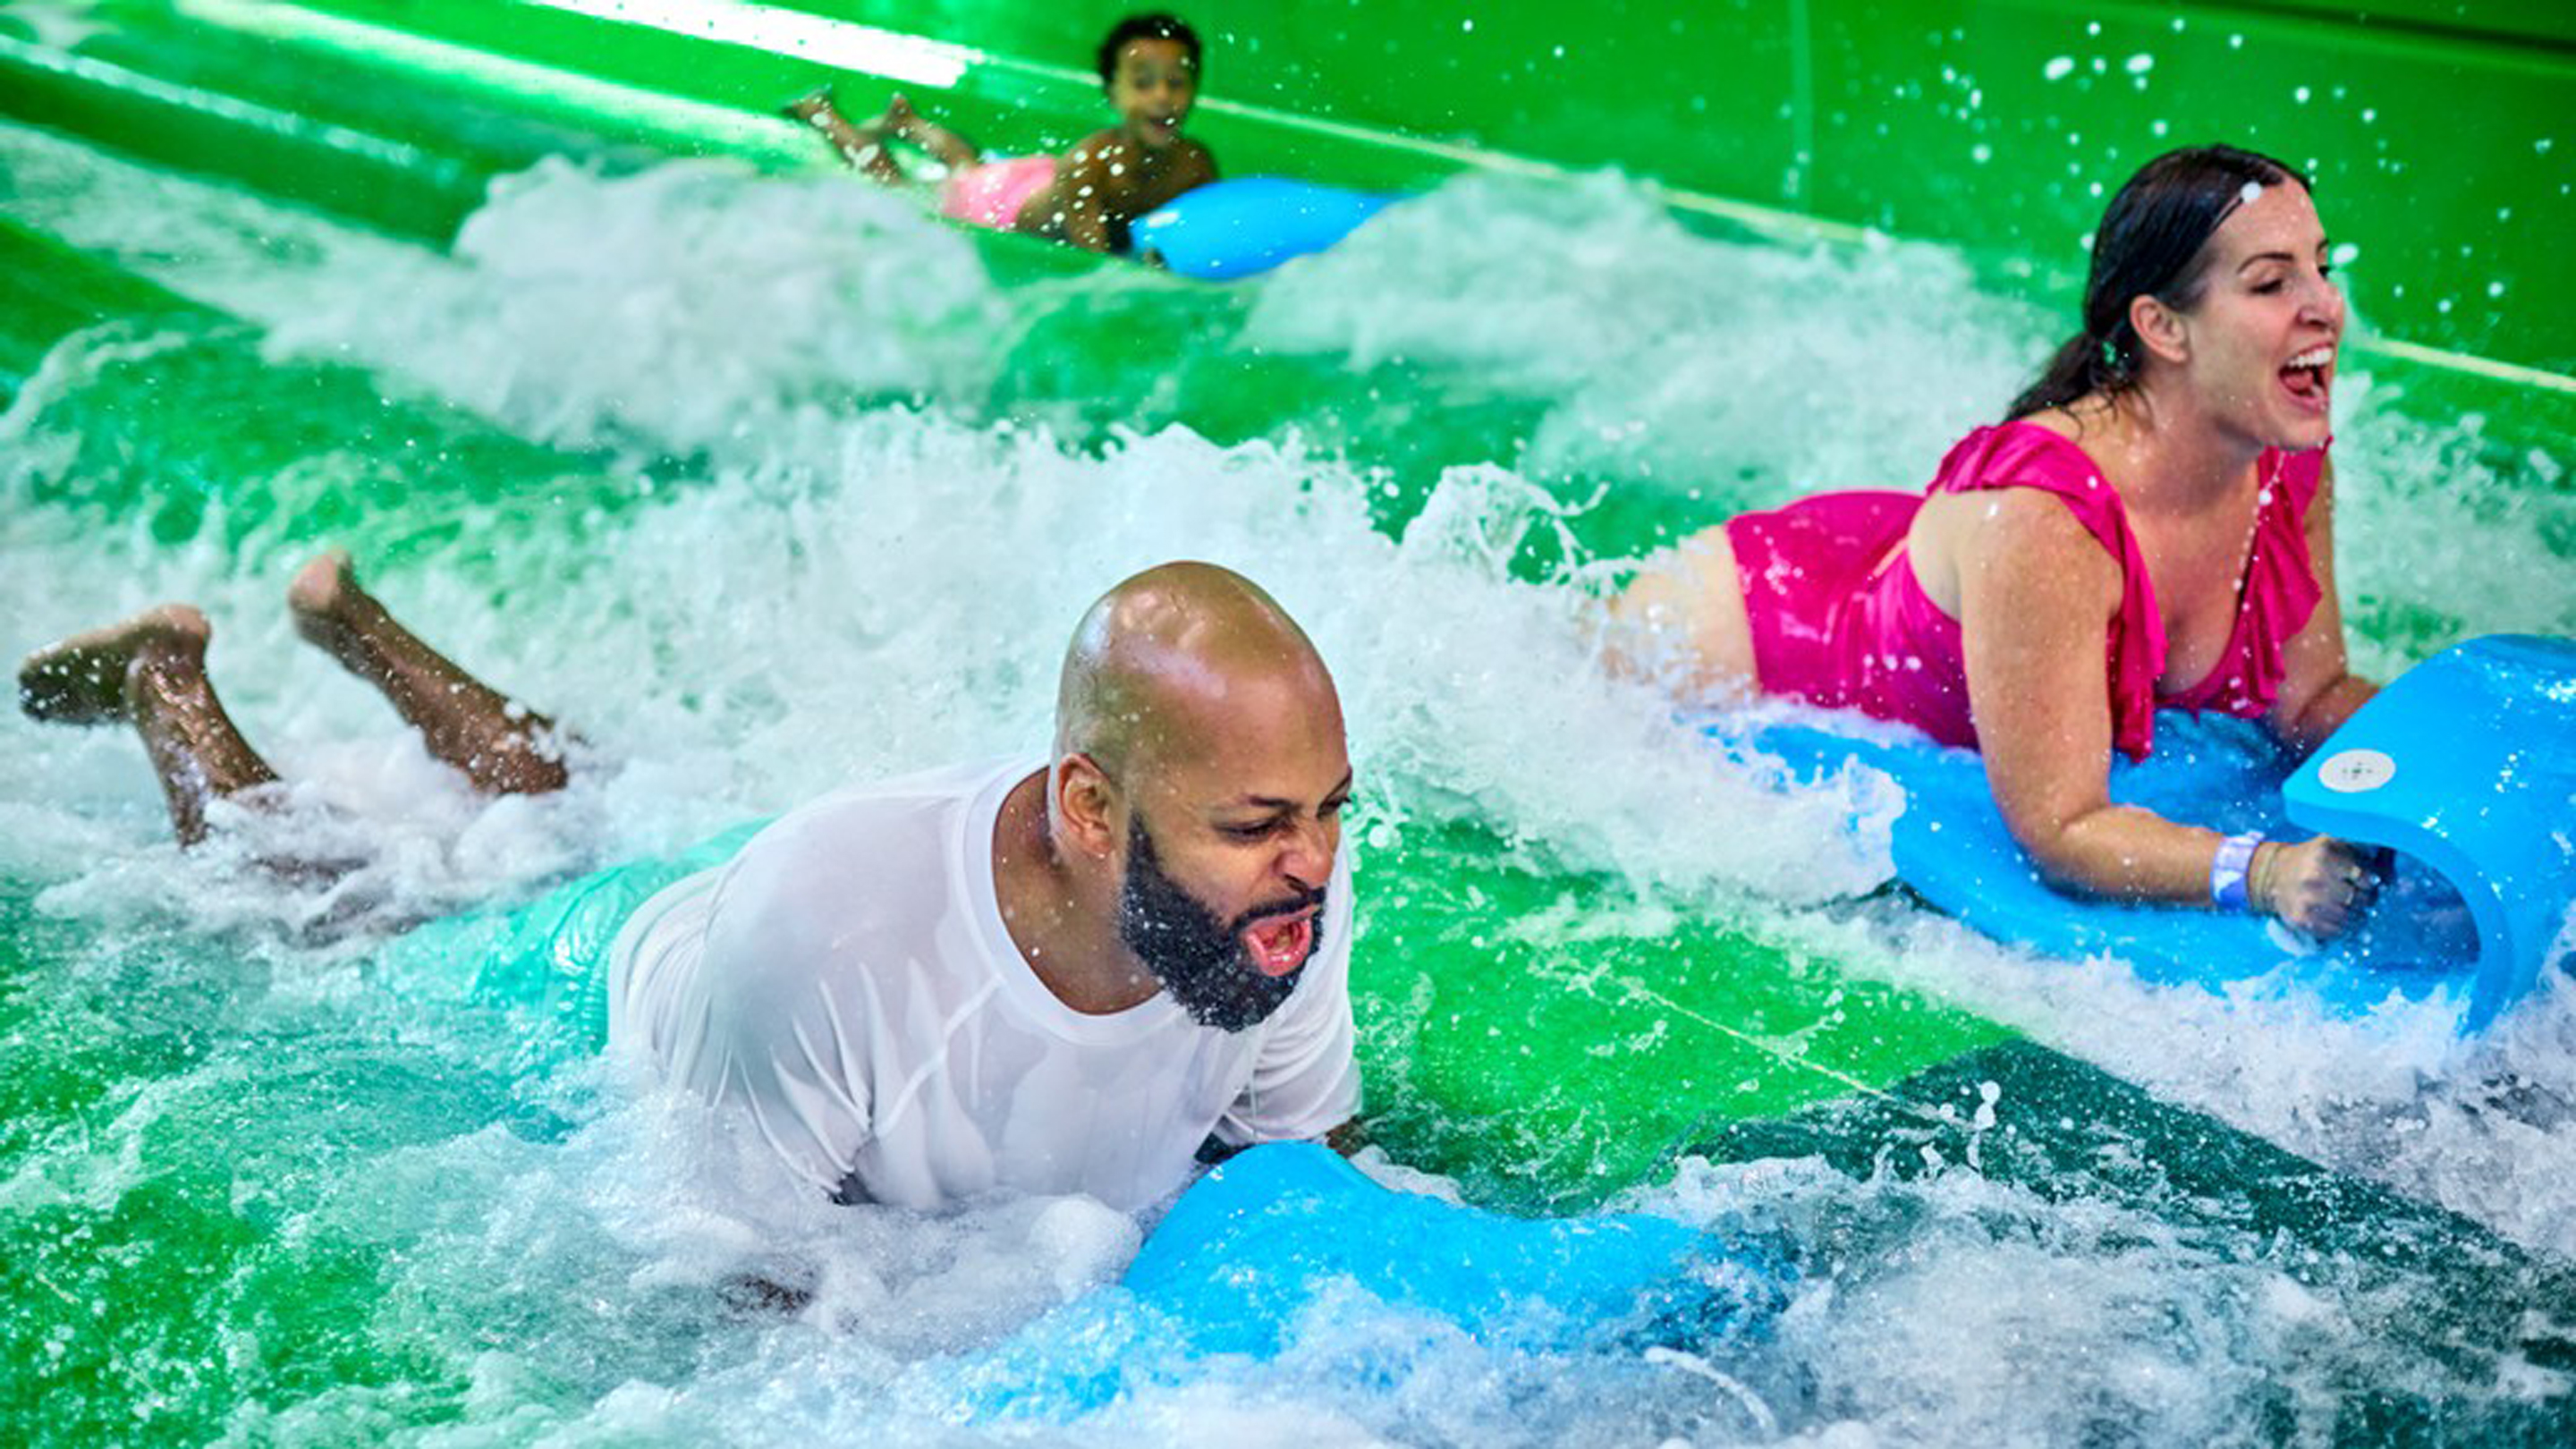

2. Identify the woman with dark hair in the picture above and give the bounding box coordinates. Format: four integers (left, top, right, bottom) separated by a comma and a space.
1611, 145, 2381, 936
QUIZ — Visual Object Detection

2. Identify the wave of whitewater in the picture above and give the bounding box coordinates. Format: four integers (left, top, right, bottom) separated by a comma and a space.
4, 123, 2574, 1441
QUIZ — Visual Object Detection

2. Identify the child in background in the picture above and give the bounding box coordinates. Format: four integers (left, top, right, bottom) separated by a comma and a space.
788, 13, 1217, 255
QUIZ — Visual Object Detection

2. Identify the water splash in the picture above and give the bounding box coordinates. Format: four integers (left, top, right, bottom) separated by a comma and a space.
7, 122, 2576, 1443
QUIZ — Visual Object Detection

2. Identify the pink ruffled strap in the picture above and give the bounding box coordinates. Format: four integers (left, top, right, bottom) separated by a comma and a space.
1928, 424, 2163, 760
2160, 446, 2326, 722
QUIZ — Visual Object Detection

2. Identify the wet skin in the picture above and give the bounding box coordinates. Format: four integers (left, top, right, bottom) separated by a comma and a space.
989, 563, 1351, 1021
1034, 37, 1220, 251
1610, 181, 2377, 933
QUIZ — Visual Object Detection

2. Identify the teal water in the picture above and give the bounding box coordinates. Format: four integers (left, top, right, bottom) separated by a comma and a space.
5, 119, 2576, 1443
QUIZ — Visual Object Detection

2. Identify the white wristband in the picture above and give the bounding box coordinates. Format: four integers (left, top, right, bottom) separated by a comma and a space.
2210, 832, 2265, 911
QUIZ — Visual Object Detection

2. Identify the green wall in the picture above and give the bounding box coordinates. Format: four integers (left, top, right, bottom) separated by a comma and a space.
4, 0, 2569, 394
787, 0, 2572, 382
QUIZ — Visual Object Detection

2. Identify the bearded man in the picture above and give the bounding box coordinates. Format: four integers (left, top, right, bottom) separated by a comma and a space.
609, 562, 1359, 1210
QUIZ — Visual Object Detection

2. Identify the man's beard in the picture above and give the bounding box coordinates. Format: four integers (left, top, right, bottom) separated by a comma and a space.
1116, 816, 1325, 1032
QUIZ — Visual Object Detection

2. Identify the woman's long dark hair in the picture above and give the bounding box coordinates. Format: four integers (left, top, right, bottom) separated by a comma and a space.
2006, 145, 2311, 421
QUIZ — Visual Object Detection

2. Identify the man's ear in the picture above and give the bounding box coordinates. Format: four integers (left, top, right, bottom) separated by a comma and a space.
2131, 292, 2190, 366
1054, 753, 1123, 859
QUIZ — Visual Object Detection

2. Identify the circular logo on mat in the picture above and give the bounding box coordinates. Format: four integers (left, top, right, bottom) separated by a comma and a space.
2318, 748, 2396, 793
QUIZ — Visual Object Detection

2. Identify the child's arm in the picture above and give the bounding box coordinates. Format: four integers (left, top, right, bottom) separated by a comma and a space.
1161, 141, 1219, 197
1048, 135, 1220, 254
1053, 137, 1124, 253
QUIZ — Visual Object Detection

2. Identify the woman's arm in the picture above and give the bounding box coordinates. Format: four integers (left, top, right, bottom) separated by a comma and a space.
1955, 489, 2370, 931
1957, 489, 2219, 900
2267, 456, 2379, 753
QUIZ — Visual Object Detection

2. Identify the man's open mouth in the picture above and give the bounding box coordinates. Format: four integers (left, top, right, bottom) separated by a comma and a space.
1241, 909, 1316, 978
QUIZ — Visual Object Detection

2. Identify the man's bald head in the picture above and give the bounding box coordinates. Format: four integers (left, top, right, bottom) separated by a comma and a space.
1055, 562, 1338, 783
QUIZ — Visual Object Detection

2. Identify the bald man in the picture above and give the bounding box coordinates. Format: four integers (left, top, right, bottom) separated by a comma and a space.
608, 563, 1360, 1212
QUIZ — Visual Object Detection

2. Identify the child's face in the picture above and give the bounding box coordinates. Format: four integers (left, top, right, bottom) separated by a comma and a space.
1107, 38, 1197, 149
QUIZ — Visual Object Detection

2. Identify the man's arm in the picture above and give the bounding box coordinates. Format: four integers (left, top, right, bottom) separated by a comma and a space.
676, 819, 882, 1200
1197, 1114, 1363, 1173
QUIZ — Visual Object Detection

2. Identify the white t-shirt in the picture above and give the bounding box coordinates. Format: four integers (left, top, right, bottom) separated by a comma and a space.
606, 756, 1360, 1212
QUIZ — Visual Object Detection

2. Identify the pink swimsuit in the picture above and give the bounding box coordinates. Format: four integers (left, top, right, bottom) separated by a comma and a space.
1725, 420, 2326, 760
937, 156, 1058, 232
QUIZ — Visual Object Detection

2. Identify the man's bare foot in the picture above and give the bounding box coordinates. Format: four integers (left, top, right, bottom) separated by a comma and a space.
286, 547, 381, 665
287, 547, 572, 796
19, 605, 211, 725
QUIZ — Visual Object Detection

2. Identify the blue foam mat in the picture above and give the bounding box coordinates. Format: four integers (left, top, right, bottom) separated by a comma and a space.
1714, 635, 2576, 1031
1129, 1142, 1782, 1357
2285, 634, 2576, 1030
959, 1143, 1787, 1419
1132, 176, 1400, 279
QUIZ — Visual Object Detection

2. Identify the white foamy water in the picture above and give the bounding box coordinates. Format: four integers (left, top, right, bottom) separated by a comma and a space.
6, 121, 2576, 1442
1244, 170, 2053, 499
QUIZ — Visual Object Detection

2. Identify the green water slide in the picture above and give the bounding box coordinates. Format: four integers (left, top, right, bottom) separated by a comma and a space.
1, 0, 2566, 1205
11, 10, 2576, 1442
5, 0, 2563, 437
0, 216, 638, 560
0, 178, 2011, 1211
0, 147, 1995, 1213
0, 174, 2006, 1221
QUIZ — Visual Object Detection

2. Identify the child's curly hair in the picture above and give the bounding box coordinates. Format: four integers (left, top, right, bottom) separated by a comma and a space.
1097, 13, 1201, 87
